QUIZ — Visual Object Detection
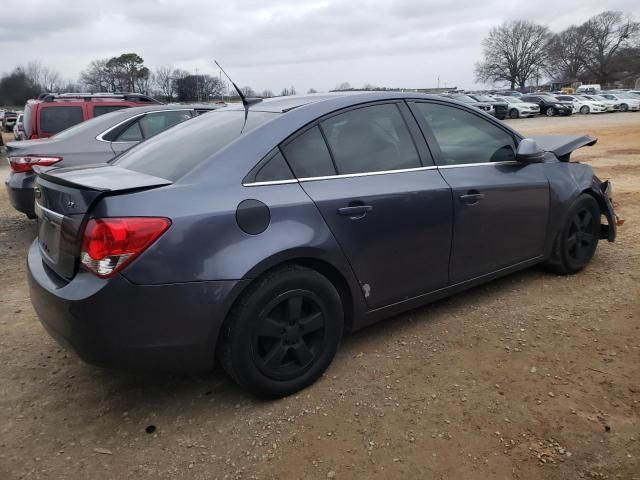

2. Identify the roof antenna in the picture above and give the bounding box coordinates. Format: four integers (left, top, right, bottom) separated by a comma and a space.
215, 60, 262, 108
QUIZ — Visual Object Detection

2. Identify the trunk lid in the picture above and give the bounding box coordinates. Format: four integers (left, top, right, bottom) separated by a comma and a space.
34, 165, 172, 280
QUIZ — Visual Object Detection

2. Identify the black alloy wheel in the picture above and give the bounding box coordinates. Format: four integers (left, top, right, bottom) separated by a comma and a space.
219, 265, 343, 398
253, 290, 326, 381
566, 208, 596, 264
545, 107, 555, 117
545, 194, 600, 275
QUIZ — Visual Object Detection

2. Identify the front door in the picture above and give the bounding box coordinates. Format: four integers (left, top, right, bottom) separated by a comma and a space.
280, 102, 453, 309
409, 101, 549, 284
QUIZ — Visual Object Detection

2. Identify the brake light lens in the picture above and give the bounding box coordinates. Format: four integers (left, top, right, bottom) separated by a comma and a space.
9, 155, 62, 173
80, 217, 171, 278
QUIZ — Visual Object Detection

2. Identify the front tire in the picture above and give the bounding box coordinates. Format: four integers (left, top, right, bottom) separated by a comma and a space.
219, 265, 344, 398
509, 108, 519, 119
545, 107, 555, 117
546, 194, 600, 275
620, 104, 629, 112
580, 106, 590, 114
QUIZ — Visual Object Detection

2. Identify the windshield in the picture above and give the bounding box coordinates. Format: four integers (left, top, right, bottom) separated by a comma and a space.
501, 97, 522, 104
615, 93, 635, 99
540, 95, 559, 101
115, 110, 277, 181
474, 95, 495, 102
591, 95, 608, 101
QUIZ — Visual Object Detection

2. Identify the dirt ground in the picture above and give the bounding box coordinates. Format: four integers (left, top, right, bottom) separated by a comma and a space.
0, 113, 639, 480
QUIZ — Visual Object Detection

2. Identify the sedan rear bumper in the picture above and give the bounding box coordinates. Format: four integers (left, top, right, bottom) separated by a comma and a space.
28, 240, 246, 370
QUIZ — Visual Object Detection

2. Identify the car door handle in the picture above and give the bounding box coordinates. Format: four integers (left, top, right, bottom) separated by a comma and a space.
337, 205, 373, 219
459, 192, 485, 205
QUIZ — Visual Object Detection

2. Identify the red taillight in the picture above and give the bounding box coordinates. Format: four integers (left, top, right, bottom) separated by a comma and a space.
80, 217, 171, 278
9, 155, 62, 173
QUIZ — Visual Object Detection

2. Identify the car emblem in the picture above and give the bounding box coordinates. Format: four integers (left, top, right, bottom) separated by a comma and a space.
34, 187, 41, 199
67, 200, 75, 208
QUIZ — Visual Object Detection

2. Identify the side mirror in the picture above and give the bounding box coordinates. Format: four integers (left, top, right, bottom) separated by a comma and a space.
516, 138, 545, 163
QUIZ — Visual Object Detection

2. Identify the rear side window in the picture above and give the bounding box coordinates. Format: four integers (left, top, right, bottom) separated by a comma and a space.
139, 110, 192, 138
320, 104, 420, 174
93, 105, 130, 117
281, 126, 336, 178
254, 151, 294, 183
40, 106, 84, 134
116, 121, 143, 142
115, 110, 276, 181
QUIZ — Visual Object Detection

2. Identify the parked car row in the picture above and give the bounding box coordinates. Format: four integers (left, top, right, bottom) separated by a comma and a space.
5, 94, 220, 218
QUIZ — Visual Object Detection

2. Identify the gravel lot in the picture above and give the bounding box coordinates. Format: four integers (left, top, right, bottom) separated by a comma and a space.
0, 113, 639, 480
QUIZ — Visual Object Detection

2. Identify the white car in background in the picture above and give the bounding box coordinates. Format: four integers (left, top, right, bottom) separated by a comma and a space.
577, 94, 620, 112
493, 95, 540, 118
13, 113, 25, 140
600, 93, 640, 112
555, 95, 607, 114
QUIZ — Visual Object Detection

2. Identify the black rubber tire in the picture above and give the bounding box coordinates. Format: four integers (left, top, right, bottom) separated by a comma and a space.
580, 106, 589, 114
545, 107, 555, 117
545, 194, 600, 275
218, 265, 343, 398
509, 108, 519, 119
620, 104, 629, 112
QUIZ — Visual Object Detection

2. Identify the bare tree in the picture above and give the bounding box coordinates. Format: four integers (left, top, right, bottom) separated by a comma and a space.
334, 82, 352, 91
154, 65, 175, 101
546, 26, 588, 83
307, 88, 318, 94
579, 11, 640, 84
24, 61, 43, 87
41, 67, 63, 92
475, 21, 551, 89
261, 89, 274, 97
81, 59, 110, 92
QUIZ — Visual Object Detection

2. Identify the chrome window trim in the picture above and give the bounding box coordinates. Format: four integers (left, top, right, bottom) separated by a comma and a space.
438, 161, 520, 169
242, 162, 521, 187
242, 179, 299, 187
95, 109, 193, 143
242, 166, 438, 186
299, 165, 438, 182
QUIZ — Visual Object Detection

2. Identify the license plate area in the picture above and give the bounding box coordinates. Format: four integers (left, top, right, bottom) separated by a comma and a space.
35, 201, 64, 264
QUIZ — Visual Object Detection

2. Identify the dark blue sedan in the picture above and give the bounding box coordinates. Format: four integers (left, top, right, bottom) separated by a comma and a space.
27, 92, 617, 398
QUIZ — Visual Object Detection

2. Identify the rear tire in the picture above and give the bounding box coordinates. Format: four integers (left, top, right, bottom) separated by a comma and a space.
509, 109, 519, 119
545, 194, 600, 275
580, 106, 590, 114
219, 265, 344, 398
545, 107, 555, 117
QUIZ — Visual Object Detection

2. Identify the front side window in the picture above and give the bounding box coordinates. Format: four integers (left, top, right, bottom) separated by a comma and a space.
40, 106, 84, 134
281, 126, 336, 178
412, 102, 516, 166
320, 104, 420, 175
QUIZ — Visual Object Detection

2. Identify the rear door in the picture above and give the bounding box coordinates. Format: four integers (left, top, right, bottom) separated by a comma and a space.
409, 100, 549, 284
281, 102, 453, 309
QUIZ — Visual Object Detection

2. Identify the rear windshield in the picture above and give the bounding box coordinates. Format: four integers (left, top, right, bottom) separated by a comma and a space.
93, 105, 130, 117
40, 106, 84, 134
114, 110, 277, 181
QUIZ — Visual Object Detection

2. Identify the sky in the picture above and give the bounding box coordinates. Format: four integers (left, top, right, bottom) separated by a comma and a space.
0, 0, 638, 93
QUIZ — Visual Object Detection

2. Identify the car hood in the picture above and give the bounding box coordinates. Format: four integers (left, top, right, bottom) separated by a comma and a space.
531, 135, 597, 161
